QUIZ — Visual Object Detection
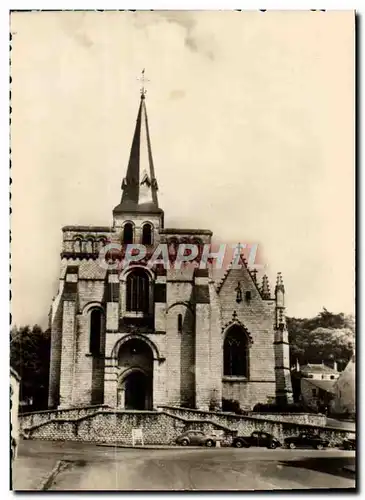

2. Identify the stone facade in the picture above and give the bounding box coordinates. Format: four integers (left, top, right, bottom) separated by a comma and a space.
20, 407, 353, 448
48, 93, 293, 412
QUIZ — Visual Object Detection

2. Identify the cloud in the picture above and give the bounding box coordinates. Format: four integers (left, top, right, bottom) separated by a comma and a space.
57, 12, 94, 49
169, 89, 186, 100
133, 11, 216, 60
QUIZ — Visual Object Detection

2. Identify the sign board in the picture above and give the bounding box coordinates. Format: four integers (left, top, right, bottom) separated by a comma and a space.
211, 430, 224, 447
132, 428, 144, 446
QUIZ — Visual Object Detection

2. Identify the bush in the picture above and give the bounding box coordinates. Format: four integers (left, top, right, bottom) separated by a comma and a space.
222, 398, 242, 414
252, 402, 312, 413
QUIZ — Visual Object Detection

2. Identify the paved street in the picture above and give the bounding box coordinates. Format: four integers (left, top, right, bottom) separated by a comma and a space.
12, 439, 356, 491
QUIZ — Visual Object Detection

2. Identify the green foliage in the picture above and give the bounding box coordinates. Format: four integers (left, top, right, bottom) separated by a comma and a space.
287, 308, 355, 370
252, 402, 313, 413
10, 325, 51, 410
221, 398, 248, 415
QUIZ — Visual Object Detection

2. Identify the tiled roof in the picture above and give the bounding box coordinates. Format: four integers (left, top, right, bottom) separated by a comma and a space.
301, 363, 337, 374
306, 379, 336, 394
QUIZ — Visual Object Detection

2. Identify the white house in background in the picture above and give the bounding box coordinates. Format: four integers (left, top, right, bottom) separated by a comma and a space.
300, 363, 339, 412
331, 353, 356, 417
300, 363, 339, 381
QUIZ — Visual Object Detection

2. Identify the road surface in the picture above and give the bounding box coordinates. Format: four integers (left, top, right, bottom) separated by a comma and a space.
12, 440, 356, 491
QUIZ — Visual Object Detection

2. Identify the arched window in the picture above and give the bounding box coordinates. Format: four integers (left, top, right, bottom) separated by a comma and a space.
73, 238, 82, 253
97, 238, 106, 252
89, 309, 102, 355
223, 326, 249, 377
123, 223, 134, 245
126, 269, 149, 313
142, 223, 153, 245
86, 239, 94, 253
178, 314, 183, 333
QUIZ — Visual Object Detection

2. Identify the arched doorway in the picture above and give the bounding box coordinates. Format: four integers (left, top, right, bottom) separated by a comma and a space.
117, 338, 153, 410
124, 370, 151, 410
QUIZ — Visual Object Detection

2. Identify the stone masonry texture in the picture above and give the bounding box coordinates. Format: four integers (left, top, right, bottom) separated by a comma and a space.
49, 245, 294, 410
20, 408, 353, 448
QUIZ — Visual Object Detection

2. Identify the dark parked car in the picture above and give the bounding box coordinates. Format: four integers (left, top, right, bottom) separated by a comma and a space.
176, 430, 217, 447
284, 433, 329, 450
342, 438, 356, 450
232, 431, 281, 449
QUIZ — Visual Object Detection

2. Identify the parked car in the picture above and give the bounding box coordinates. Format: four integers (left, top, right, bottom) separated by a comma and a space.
284, 433, 329, 450
232, 431, 281, 449
176, 430, 217, 447
342, 438, 356, 450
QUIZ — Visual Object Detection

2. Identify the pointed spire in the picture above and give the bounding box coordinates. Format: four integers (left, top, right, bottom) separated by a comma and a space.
261, 274, 271, 299
114, 80, 162, 215
275, 272, 285, 294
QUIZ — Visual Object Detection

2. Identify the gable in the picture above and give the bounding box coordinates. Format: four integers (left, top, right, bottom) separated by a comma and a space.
217, 265, 263, 302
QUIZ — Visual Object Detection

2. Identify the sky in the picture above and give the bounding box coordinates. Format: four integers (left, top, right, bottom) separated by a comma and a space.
10, 10, 355, 328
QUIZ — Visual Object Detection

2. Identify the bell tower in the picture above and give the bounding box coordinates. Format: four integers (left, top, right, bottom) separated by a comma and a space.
113, 71, 164, 245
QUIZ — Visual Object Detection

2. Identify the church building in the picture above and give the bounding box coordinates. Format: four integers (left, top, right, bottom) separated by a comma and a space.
48, 88, 293, 411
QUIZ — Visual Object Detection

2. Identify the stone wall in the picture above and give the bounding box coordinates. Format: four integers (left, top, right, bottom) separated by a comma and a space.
247, 412, 326, 426
19, 405, 109, 431
223, 380, 276, 410
21, 407, 354, 447
158, 407, 352, 446
159, 406, 327, 426
22, 410, 236, 446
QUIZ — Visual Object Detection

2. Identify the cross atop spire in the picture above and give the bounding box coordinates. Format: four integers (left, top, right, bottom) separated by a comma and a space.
137, 69, 150, 99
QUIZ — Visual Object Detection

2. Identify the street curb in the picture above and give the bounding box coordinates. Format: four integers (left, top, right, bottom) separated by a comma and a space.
38, 460, 70, 490
96, 444, 186, 450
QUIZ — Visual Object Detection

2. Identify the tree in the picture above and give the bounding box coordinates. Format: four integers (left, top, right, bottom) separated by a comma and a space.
287, 309, 355, 371
10, 325, 51, 411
